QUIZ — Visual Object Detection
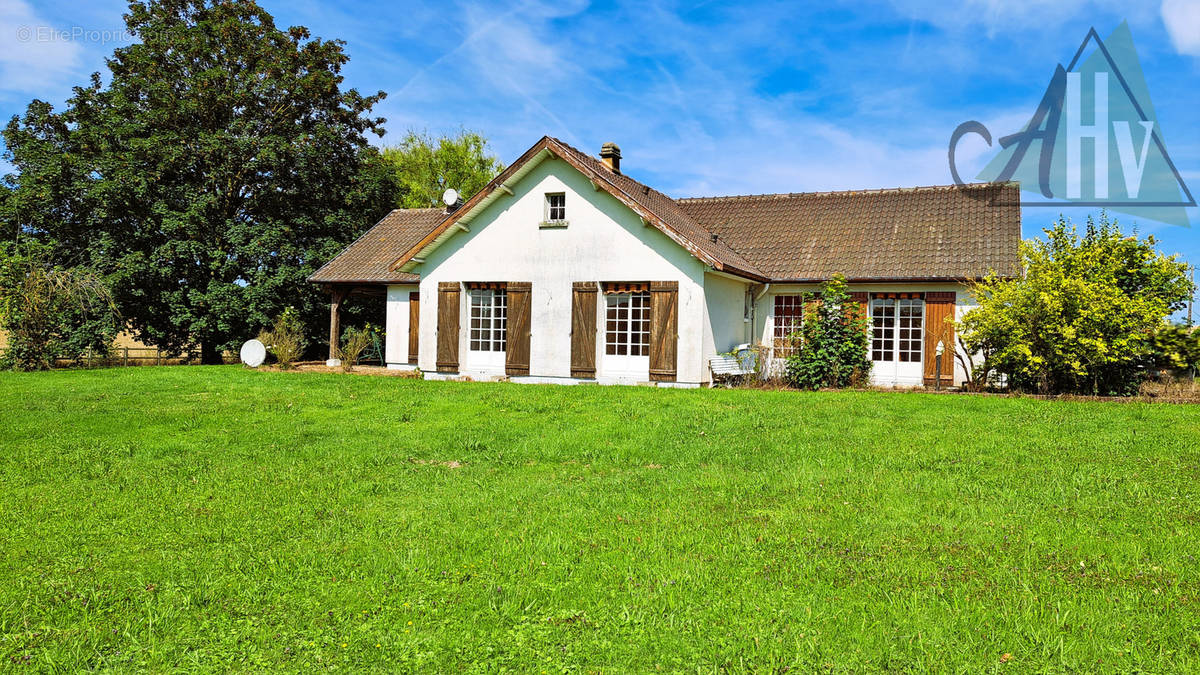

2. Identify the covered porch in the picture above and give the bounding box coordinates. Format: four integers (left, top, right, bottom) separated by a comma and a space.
319, 283, 387, 366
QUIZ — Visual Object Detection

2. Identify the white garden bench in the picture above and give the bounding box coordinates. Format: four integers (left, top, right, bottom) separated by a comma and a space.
709, 344, 756, 386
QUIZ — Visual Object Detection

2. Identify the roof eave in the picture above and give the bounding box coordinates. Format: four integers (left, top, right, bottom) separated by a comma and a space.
309, 277, 419, 286
765, 273, 1017, 284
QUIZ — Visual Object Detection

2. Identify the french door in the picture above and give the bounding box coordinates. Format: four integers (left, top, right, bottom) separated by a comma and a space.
870, 297, 924, 385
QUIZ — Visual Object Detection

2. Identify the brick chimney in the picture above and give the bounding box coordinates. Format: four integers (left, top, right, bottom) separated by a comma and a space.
600, 142, 621, 174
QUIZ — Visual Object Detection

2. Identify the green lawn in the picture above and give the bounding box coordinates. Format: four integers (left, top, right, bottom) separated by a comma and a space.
1, 367, 1198, 671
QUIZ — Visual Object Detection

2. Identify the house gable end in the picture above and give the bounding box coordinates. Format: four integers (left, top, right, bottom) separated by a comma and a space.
390, 136, 766, 282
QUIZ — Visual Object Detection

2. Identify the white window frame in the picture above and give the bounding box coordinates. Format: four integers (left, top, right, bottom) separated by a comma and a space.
602, 291, 650, 379
468, 289, 507, 368
870, 297, 923, 363
544, 192, 566, 223
771, 295, 804, 357
896, 298, 923, 363
604, 292, 650, 357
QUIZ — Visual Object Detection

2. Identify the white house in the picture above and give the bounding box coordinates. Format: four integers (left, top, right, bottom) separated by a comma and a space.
310, 136, 1020, 387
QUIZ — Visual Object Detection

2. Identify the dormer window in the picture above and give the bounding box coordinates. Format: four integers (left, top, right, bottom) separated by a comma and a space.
542, 192, 567, 227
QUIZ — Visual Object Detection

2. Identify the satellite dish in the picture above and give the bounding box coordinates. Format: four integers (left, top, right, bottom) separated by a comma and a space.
442, 188, 460, 207
240, 339, 266, 367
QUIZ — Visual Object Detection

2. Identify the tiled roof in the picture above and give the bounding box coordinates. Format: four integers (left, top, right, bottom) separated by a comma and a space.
310, 137, 1021, 285
308, 208, 444, 284
676, 182, 1021, 281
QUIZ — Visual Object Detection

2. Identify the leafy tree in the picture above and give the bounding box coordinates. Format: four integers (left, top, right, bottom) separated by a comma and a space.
959, 214, 1193, 395
783, 275, 871, 389
1, 0, 396, 363
0, 242, 118, 370
381, 130, 503, 208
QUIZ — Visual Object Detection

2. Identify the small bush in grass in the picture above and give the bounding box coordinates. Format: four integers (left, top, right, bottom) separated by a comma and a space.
0, 242, 119, 371
783, 274, 871, 390
259, 307, 305, 369
338, 326, 372, 372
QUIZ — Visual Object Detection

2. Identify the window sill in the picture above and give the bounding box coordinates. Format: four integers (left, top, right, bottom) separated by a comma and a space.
538, 220, 569, 229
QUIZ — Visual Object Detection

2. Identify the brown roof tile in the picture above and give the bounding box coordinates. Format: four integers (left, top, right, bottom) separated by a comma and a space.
675, 182, 1021, 281
310, 137, 1021, 286
308, 208, 444, 284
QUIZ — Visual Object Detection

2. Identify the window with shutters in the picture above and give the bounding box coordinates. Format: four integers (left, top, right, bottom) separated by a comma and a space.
772, 295, 803, 355
468, 288, 507, 352
544, 193, 566, 222
605, 292, 650, 356
871, 297, 923, 362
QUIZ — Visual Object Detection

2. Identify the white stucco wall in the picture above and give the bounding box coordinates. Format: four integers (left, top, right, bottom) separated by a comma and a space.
752, 282, 978, 387
384, 284, 419, 368
703, 272, 751, 364
408, 156, 712, 385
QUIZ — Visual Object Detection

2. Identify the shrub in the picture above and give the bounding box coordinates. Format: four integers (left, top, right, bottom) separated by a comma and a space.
1150, 323, 1200, 375
783, 275, 871, 390
338, 326, 373, 372
959, 214, 1193, 395
0, 242, 118, 371
259, 307, 306, 369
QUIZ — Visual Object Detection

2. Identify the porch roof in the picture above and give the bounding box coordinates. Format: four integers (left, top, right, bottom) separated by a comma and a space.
308, 208, 443, 285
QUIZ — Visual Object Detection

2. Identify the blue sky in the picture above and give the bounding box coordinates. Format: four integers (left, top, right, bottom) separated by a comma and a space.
2, 0, 1198, 282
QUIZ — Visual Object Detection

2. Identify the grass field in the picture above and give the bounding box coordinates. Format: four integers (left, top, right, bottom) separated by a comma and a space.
1, 366, 1198, 671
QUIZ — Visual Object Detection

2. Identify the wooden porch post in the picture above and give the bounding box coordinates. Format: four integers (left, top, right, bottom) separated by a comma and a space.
327, 286, 348, 365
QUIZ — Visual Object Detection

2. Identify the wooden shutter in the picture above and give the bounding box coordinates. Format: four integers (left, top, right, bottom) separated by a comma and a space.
649, 281, 679, 382
407, 292, 420, 365
436, 282, 460, 373
506, 282, 532, 376
923, 291, 956, 386
570, 282, 598, 378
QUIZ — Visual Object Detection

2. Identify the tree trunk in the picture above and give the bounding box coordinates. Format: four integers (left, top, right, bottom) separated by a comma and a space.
200, 341, 223, 365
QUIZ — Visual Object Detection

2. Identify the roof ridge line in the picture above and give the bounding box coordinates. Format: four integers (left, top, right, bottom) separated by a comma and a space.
675, 181, 1013, 203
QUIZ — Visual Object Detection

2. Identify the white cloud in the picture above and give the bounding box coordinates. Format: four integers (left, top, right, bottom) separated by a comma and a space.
0, 0, 83, 93
1161, 0, 1200, 57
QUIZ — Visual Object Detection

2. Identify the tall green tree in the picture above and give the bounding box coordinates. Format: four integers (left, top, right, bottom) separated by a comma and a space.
959, 214, 1193, 395
381, 130, 503, 208
1, 0, 396, 362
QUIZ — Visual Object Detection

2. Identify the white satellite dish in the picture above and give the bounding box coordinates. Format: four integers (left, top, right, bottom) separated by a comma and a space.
442, 188, 460, 207
240, 339, 266, 367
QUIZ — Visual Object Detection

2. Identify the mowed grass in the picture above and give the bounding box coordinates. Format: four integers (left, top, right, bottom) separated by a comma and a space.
1, 367, 1198, 672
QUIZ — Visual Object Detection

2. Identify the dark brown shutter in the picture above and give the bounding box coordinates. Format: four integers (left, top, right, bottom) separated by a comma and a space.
436, 282, 460, 373
505, 282, 532, 376
570, 282, 597, 378
923, 291, 956, 386
649, 281, 679, 382
408, 292, 420, 365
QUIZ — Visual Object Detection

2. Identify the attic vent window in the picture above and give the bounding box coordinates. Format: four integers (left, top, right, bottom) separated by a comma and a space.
541, 192, 568, 229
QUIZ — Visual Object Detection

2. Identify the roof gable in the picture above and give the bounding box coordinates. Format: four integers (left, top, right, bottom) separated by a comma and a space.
389, 136, 767, 281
